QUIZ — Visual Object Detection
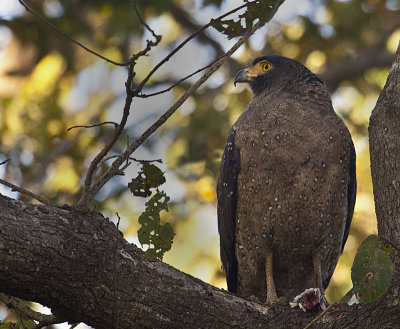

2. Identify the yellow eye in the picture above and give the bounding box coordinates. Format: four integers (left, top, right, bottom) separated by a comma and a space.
261, 62, 271, 71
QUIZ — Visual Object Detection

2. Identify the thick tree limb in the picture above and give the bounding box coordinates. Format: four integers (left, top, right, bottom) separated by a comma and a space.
369, 41, 400, 250
0, 194, 398, 329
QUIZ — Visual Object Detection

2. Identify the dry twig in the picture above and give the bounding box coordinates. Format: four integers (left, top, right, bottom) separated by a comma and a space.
136, 53, 227, 98
0, 159, 11, 166
132, 2, 249, 95
0, 293, 62, 328
67, 121, 119, 131
0, 178, 54, 206
86, 0, 285, 200
77, 1, 163, 209
89, 22, 263, 198
18, 0, 127, 66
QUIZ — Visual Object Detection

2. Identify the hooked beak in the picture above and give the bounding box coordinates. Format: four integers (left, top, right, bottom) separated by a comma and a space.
234, 69, 250, 87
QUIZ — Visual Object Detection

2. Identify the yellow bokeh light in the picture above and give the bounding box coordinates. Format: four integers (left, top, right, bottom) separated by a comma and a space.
281, 43, 300, 59
285, 23, 305, 41
364, 68, 390, 89
305, 50, 327, 74
47, 119, 63, 136
386, 29, 400, 53
167, 139, 187, 168
45, 156, 80, 193
25, 53, 66, 97
193, 177, 216, 202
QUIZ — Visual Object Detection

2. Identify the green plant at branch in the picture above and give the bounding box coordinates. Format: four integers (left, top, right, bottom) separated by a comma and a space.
129, 162, 173, 260
212, 0, 278, 39
351, 234, 394, 303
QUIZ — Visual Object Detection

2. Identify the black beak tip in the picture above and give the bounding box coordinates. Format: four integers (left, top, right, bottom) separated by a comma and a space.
234, 69, 249, 87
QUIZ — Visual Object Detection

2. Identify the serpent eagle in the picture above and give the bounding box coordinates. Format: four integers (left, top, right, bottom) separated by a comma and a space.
217, 55, 356, 307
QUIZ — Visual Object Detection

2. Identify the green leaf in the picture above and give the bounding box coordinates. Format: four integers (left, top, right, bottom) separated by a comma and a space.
137, 191, 174, 260
128, 162, 166, 197
211, 0, 278, 39
351, 234, 394, 303
0, 321, 37, 329
145, 248, 158, 261
142, 163, 166, 188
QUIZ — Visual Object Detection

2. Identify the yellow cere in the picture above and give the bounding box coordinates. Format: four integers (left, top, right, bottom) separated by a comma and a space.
245, 60, 273, 79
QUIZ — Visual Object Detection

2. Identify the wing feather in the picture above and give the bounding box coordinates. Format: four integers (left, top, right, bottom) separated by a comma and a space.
323, 139, 357, 289
217, 128, 240, 293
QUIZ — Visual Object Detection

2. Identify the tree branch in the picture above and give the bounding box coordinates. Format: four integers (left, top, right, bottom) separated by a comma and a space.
132, 2, 250, 95
76, 64, 135, 209
88, 22, 260, 198
0, 178, 54, 206
369, 40, 400, 249
136, 53, 226, 98
87, 0, 287, 199
18, 0, 127, 66
67, 121, 119, 131
0, 194, 398, 329
0, 293, 61, 327
74, 1, 285, 208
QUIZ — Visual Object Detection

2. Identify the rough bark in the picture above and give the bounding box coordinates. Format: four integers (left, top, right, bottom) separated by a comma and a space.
0, 191, 398, 328
369, 42, 400, 250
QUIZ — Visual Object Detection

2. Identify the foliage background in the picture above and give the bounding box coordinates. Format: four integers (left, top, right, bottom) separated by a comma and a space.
0, 0, 399, 324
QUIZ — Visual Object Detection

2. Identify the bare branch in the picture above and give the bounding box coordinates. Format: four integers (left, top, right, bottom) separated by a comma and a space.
78, 0, 283, 207
133, 0, 159, 41
67, 121, 119, 132
89, 21, 266, 197
133, 2, 249, 94
18, 0, 127, 66
76, 0, 165, 210
76, 64, 136, 209
0, 159, 11, 166
0, 293, 62, 327
0, 178, 54, 206
101, 155, 162, 163
136, 54, 226, 98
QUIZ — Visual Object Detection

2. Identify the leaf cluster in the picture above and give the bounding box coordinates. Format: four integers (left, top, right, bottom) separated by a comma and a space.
212, 0, 276, 39
0, 321, 36, 329
129, 163, 173, 260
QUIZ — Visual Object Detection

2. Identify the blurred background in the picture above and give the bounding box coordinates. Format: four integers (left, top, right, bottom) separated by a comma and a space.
0, 0, 399, 326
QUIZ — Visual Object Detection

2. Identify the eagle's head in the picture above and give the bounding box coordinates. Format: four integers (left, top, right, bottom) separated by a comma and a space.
234, 55, 323, 96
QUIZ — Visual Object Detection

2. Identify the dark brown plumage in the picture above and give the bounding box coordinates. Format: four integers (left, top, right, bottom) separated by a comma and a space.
217, 55, 356, 304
